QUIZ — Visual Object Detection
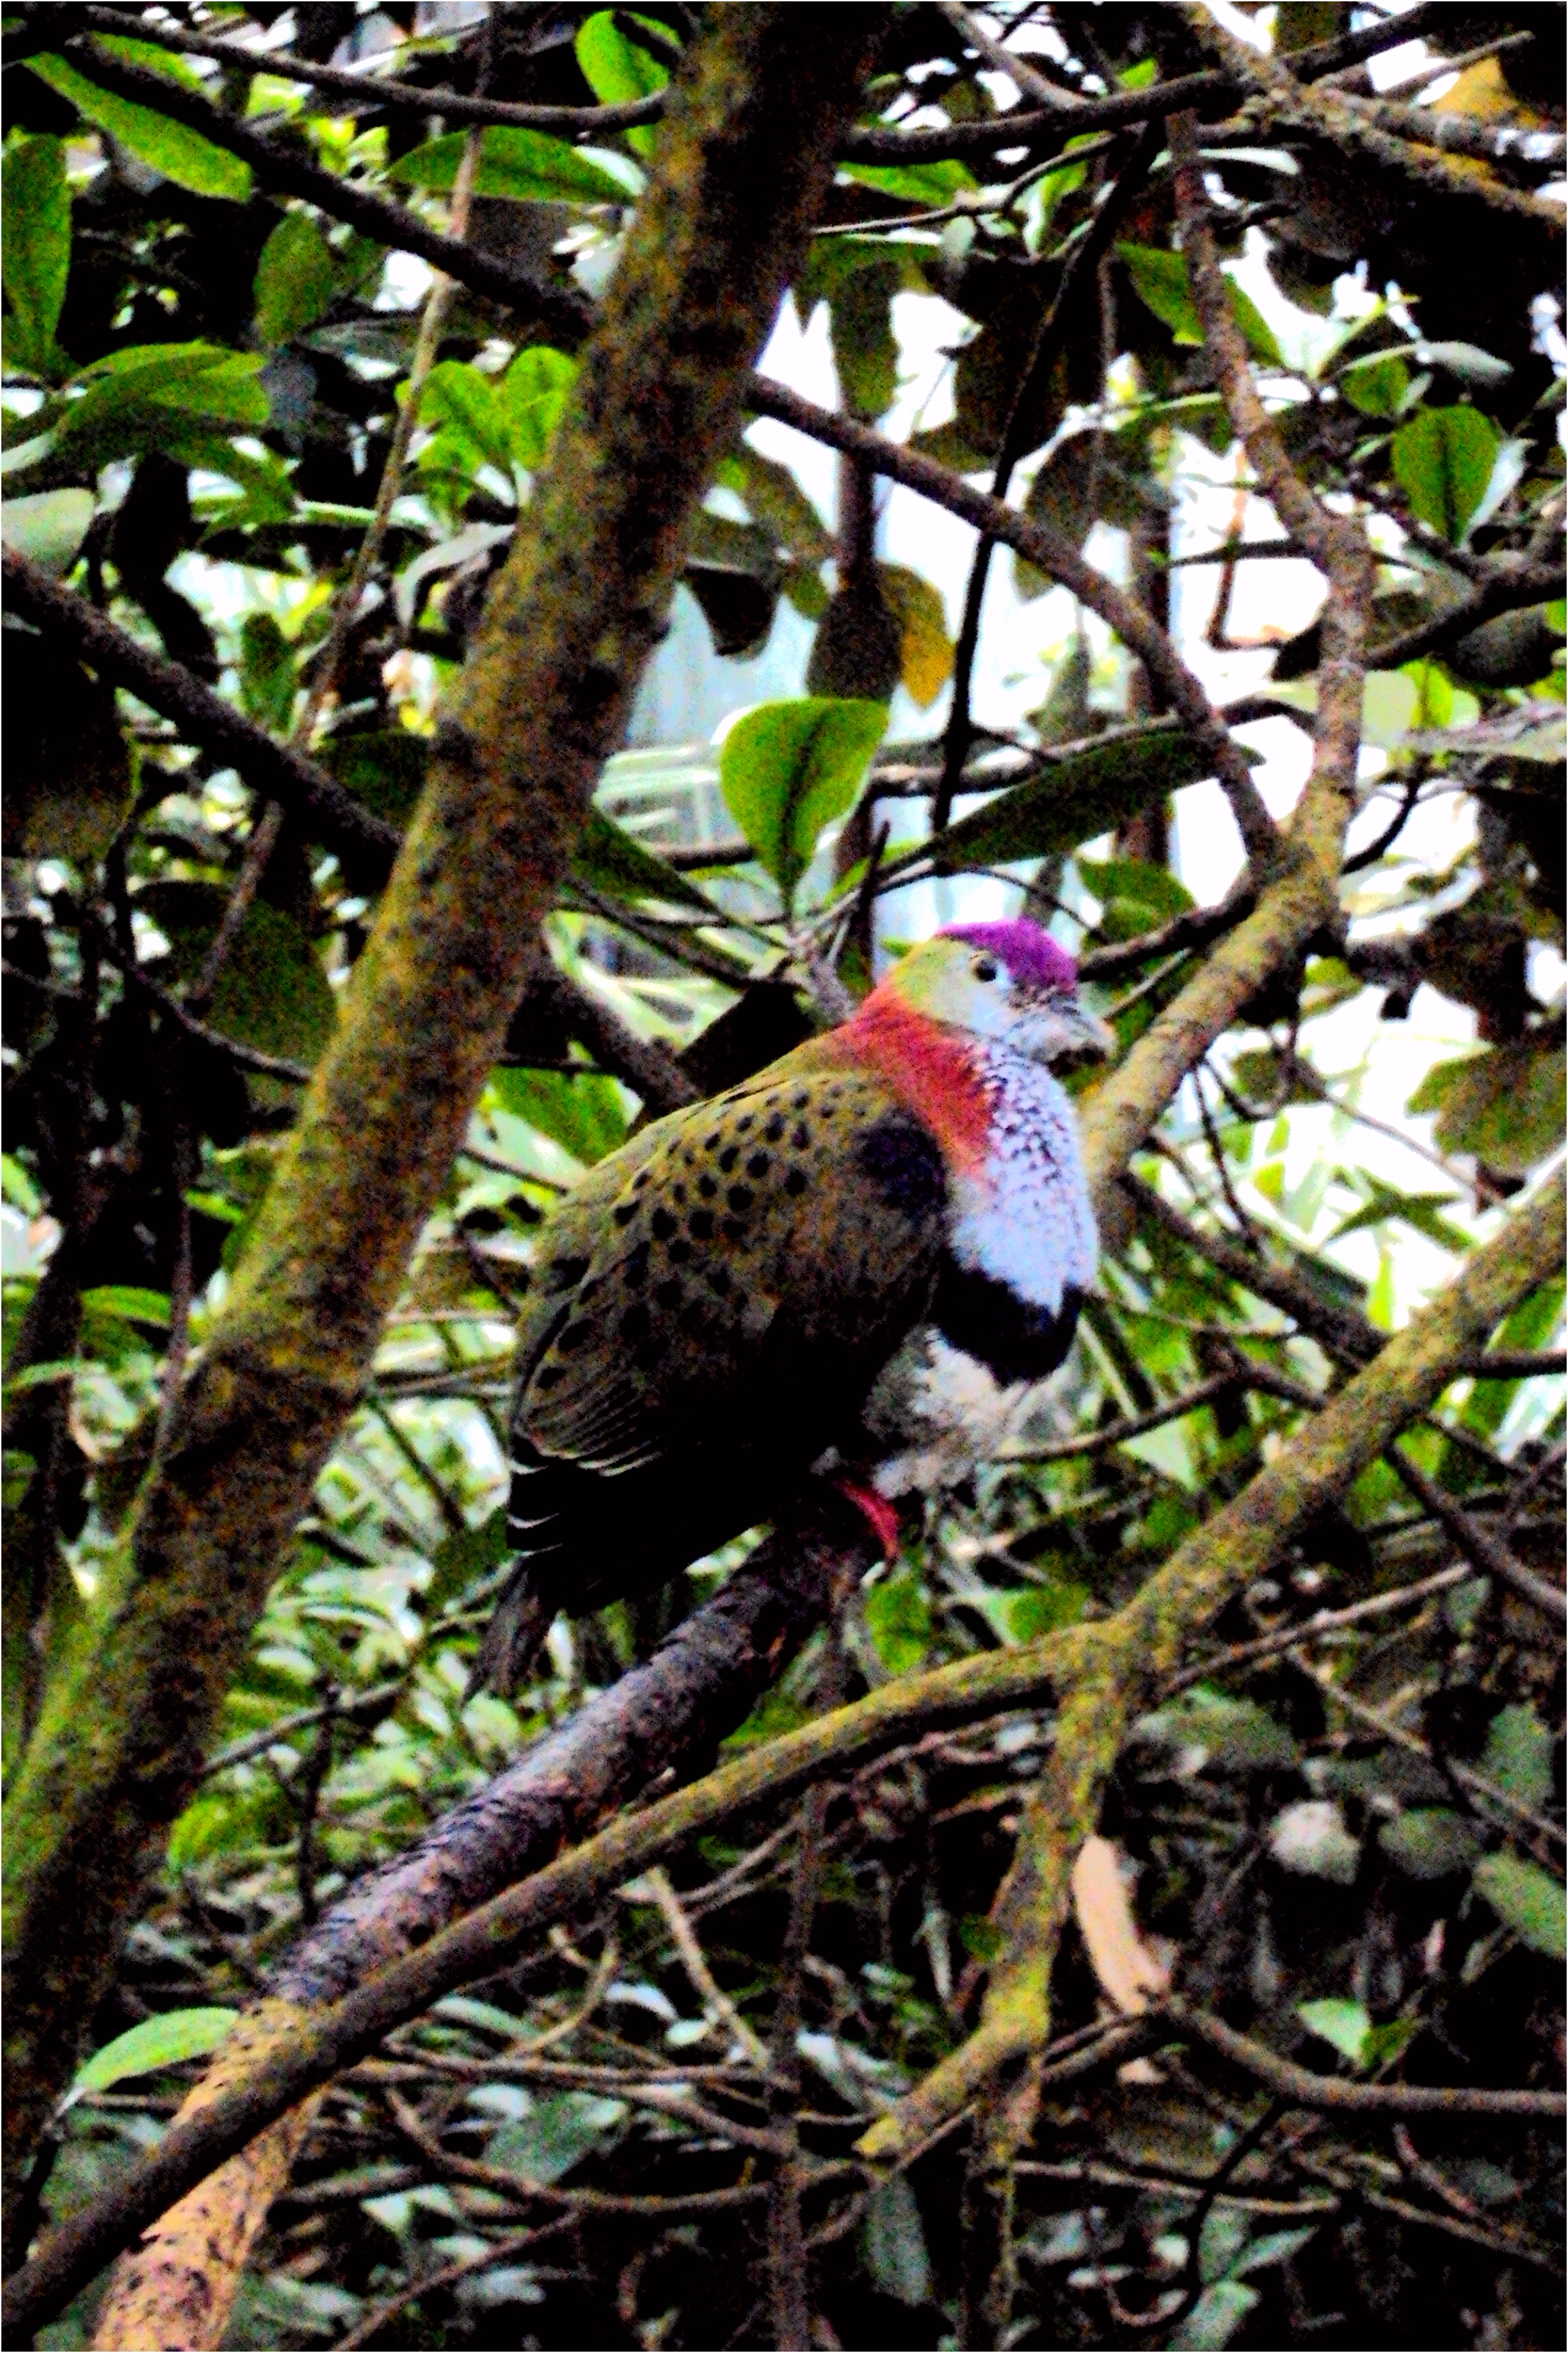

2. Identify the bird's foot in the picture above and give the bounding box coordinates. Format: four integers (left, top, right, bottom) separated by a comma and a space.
832, 1477, 903, 1563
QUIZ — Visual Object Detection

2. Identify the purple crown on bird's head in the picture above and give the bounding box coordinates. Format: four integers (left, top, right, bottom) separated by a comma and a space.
937, 919, 1078, 994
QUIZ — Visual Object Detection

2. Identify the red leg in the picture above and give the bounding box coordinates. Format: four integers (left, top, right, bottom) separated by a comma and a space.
833, 1476, 902, 1563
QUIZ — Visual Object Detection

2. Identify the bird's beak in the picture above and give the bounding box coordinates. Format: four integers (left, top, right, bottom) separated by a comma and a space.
1058, 1000, 1117, 1067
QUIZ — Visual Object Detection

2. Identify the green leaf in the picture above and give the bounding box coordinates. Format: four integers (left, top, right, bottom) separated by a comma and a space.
1378, 1808, 1482, 1879
839, 158, 977, 207
320, 728, 430, 826
1327, 1178, 1469, 1253
54, 343, 270, 471
828, 259, 899, 421
1, 134, 71, 376
500, 345, 578, 470
1464, 1275, 1565, 1437
574, 10, 668, 159
933, 720, 1220, 869
573, 806, 717, 911
490, 1065, 629, 1167
28, 54, 253, 201
1224, 281, 1283, 370
1481, 1707, 1555, 1815
484, 2091, 627, 2186
80, 1285, 172, 1329
1117, 245, 1282, 366
1, 629, 132, 862
253, 210, 335, 349
1119, 243, 1203, 343
717, 443, 832, 565
1471, 1853, 1565, 1958
1077, 855, 1194, 941
1, 1153, 42, 1216
1263, 670, 1421, 748
719, 696, 886, 910
418, 357, 513, 476
425, 1504, 511, 1617
1336, 349, 1410, 419
388, 126, 633, 205
958, 1914, 1004, 1962
1391, 407, 1501, 543
237, 612, 296, 736
1198, 2208, 1252, 2285
863, 2175, 933, 2307
979, 1580, 1089, 1643
1231, 2225, 1319, 2279
863, 1571, 930, 1675
1169, 2281, 1259, 2351
1297, 1997, 1373, 2067
138, 881, 337, 1070
1407, 1039, 1565, 1176
1139, 1688, 1299, 1773
0, 487, 94, 572
68, 2008, 238, 2102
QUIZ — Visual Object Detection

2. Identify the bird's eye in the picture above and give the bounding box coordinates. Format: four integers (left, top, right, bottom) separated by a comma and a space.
972, 955, 1000, 983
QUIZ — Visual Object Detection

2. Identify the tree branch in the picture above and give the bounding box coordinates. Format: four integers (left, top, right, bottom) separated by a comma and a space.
2, 0, 887, 2223
8, 1166, 1560, 2340
1, 551, 400, 884
1388, 1443, 1566, 1623
854, 1170, 1565, 2166
89, 1500, 871, 2351
745, 380, 1280, 869
36, 33, 593, 343
1163, 1998, 1565, 2119
80, 3, 667, 133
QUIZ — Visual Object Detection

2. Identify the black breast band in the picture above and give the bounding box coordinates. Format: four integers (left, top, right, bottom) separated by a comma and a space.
933, 1258, 1084, 1386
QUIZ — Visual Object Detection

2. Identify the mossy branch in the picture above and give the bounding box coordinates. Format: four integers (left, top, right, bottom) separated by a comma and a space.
856, 1166, 1565, 2165
1, 0, 887, 2209
5, 1167, 1561, 2340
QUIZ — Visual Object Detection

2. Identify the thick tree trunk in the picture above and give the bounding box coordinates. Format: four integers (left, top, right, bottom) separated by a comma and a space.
1, 1, 888, 2210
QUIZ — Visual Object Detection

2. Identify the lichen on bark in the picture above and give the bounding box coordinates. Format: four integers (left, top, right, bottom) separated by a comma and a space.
1, 1, 889, 2210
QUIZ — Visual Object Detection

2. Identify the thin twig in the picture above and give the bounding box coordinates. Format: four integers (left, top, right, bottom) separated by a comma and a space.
1164, 1998, 1564, 2117
932, 123, 1161, 837
0, 553, 398, 878
636, 1867, 775, 2076
1306, 1669, 1566, 1851
293, 1686, 340, 1930
1387, 1445, 1565, 1623
333, 2222, 568, 2352
936, 1, 1081, 109
81, 3, 665, 133
999, 1372, 1238, 1463
198, 1682, 406, 1782
1163, 1563, 1474, 1695
189, 91, 490, 1015
34, 33, 592, 343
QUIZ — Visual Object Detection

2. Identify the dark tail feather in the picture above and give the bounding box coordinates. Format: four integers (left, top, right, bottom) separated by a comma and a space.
466, 1561, 556, 1699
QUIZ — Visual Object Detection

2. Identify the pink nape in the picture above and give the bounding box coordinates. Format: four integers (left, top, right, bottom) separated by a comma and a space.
939, 918, 1078, 993
834, 1478, 902, 1562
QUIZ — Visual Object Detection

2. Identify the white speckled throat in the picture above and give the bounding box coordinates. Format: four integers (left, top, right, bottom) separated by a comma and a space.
946, 1044, 1098, 1315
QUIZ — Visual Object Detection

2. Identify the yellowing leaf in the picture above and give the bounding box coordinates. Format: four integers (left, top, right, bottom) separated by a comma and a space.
1072, 1835, 1170, 2014
877, 564, 953, 708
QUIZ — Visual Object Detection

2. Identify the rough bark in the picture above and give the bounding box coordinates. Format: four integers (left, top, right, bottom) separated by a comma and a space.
92, 1504, 871, 2350
1, 0, 887, 2211
6, 1167, 1559, 2344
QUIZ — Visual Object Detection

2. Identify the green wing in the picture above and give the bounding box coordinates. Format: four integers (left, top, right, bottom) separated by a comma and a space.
511, 1047, 947, 1480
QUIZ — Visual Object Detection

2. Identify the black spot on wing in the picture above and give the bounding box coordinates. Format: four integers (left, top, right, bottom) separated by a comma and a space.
855, 1117, 947, 1223
934, 1263, 1084, 1386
